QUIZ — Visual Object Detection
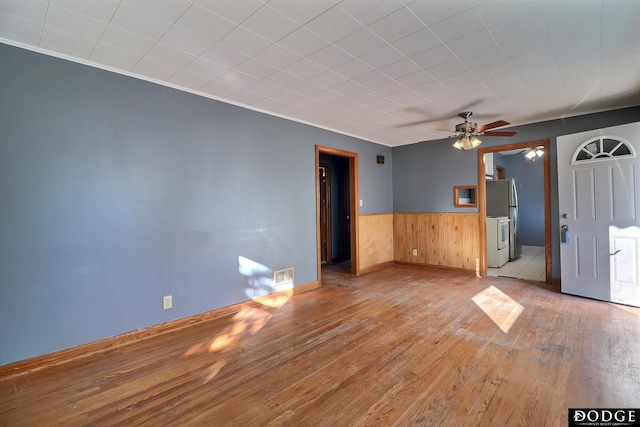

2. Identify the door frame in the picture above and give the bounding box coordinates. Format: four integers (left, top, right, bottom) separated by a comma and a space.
477, 140, 552, 283
316, 145, 359, 283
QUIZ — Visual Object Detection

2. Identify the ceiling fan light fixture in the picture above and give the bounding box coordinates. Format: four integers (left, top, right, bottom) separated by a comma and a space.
525, 146, 544, 160
453, 135, 482, 150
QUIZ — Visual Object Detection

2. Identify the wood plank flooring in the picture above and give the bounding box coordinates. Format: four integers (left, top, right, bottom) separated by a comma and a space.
1, 264, 639, 426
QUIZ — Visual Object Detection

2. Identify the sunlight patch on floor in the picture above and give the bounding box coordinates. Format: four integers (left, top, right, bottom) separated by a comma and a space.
472, 285, 524, 333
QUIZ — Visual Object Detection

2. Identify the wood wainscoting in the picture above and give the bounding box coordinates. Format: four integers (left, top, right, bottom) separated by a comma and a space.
358, 213, 394, 274
394, 212, 480, 273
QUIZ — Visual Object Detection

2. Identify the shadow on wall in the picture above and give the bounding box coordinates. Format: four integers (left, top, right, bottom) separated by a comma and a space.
181, 256, 294, 383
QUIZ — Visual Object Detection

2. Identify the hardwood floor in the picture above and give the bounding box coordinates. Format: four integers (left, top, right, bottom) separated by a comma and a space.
2, 264, 639, 426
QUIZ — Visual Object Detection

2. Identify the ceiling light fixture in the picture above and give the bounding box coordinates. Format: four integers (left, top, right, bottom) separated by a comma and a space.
524, 146, 544, 160
452, 134, 482, 150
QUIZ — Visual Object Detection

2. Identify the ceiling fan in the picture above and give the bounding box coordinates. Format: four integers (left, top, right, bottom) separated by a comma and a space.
448, 111, 517, 150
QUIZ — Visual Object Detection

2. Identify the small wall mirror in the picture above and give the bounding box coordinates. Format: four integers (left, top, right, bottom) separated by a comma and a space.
454, 185, 477, 208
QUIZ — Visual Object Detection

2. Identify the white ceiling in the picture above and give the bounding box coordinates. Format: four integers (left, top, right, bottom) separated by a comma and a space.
1, 0, 639, 147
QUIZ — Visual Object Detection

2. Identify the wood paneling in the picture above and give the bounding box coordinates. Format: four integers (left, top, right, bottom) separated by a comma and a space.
358, 213, 393, 273
2, 265, 639, 425
394, 212, 480, 272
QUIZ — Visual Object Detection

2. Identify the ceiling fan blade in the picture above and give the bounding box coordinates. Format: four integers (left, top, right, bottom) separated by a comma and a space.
479, 120, 510, 132
482, 130, 518, 137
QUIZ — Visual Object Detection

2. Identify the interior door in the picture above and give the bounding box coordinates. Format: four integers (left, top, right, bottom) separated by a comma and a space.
319, 164, 331, 264
557, 122, 640, 307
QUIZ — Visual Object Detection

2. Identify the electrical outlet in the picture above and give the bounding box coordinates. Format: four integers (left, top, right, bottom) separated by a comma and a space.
163, 295, 172, 310
412, 249, 418, 256
359, 199, 363, 207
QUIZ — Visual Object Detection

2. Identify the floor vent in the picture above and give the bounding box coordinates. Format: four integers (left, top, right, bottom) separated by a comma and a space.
274, 267, 294, 285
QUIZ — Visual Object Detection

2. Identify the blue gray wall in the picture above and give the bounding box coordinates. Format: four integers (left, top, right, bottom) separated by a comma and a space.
393, 105, 640, 279
0, 44, 392, 365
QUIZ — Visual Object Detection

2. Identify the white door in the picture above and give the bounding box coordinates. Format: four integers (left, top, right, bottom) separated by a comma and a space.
557, 122, 640, 307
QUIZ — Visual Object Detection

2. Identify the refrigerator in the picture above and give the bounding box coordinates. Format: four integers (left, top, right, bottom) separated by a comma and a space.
486, 179, 521, 260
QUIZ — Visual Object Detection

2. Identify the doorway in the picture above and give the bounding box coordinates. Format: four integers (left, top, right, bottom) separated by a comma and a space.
478, 140, 551, 283
316, 145, 358, 283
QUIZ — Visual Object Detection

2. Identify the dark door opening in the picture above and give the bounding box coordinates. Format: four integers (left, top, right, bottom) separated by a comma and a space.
319, 154, 350, 264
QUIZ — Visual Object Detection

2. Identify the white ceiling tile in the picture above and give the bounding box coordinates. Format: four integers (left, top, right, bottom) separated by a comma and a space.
219, 26, 272, 57
396, 70, 435, 88
408, 0, 474, 26
289, 81, 325, 97
439, 71, 477, 89
413, 80, 447, 97
391, 28, 442, 57
459, 45, 506, 70
308, 70, 349, 89
195, 0, 265, 25
410, 44, 456, 69
169, 69, 213, 90
200, 79, 237, 98
509, 50, 556, 71
474, 0, 539, 27
308, 45, 354, 68
338, 0, 405, 26
266, 0, 334, 25
368, 7, 425, 43
332, 58, 374, 79
146, 42, 197, 68
334, 27, 386, 57
310, 88, 344, 102
284, 58, 326, 80
262, 70, 303, 89
160, 26, 213, 56
51, 0, 119, 22
385, 89, 421, 105
603, 19, 640, 46
254, 44, 303, 69
0, 11, 42, 43
90, 42, 142, 70
0, 0, 47, 23
270, 88, 305, 104
484, 70, 527, 99
496, 31, 549, 59
380, 58, 421, 79
359, 45, 405, 69
241, 5, 300, 42
489, 11, 545, 47
123, 0, 192, 22
252, 97, 288, 111
40, 25, 96, 57
200, 44, 250, 68
175, 4, 236, 43
428, 8, 487, 43
305, 6, 362, 43
371, 80, 406, 96
470, 59, 513, 80
245, 80, 285, 97
330, 95, 360, 110
185, 57, 230, 79
278, 27, 330, 57
450, 80, 494, 97
353, 70, 393, 88
446, 29, 497, 57
45, 4, 107, 40
132, 56, 181, 80
233, 57, 279, 79
332, 80, 367, 96
110, 3, 173, 40
215, 70, 259, 89
603, 37, 640, 61
99, 25, 155, 55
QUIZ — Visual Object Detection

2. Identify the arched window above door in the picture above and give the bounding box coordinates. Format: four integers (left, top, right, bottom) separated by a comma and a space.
571, 136, 635, 164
